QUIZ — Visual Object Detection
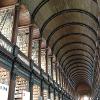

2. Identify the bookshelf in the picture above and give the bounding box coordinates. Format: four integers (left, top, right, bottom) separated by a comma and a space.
33, 84, 40, 100
14, 76, 29, 100
0, 67, 10, 85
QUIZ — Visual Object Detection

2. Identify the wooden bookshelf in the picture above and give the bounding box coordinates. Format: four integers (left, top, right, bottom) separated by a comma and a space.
0, 67, 10, 85
14, 76, 29, 100
33, 84, 40, 100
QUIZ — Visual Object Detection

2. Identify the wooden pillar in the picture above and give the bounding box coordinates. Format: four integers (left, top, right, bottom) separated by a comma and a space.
51, 56, 53, 79
61, 71, 63, 87
56, 66, 57, 83
62, 93, 64, 100
8, 69, 16, 100
62, 73, 64, 87
65, 82, 67, 91
64, 78, 66, 90
55, 62, 57, 83
64, 77, 65, 89
64, 78, 65, 89
28, 25, 33, 59
29, 74, 33, 100
11, 1, 20, 45
59, 92, 61, 100
8, 45, 19, 100
54, 89, 56, 100
62, 73, 63, 88
59, 69, 61, 87
45, 47, 48, 74
40, 79, 43, 99
48, 85, 50, 99
39, 41, 43, 100
38, 39, 41, 68
61, 73, 63, 87
61, 73, 63, 88
57, 68, 59, 84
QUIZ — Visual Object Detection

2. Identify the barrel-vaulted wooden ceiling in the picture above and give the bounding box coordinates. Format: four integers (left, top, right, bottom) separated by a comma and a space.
21, 0, 99, 95
0, 0, 100, 95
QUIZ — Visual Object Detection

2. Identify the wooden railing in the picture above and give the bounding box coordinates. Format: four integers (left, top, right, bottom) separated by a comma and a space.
0, 32, 13, 54
18, 50, 30, 66
0, 32, 74, 100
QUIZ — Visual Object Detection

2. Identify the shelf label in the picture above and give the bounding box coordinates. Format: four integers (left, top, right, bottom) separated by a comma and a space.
22, 91, 30, 100
0, 83, 9, 100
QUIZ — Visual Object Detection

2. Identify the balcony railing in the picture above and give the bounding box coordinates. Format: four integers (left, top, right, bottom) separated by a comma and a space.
18, 50, 30, 66
0, 32, 13, 54
0, 32, 73, 99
